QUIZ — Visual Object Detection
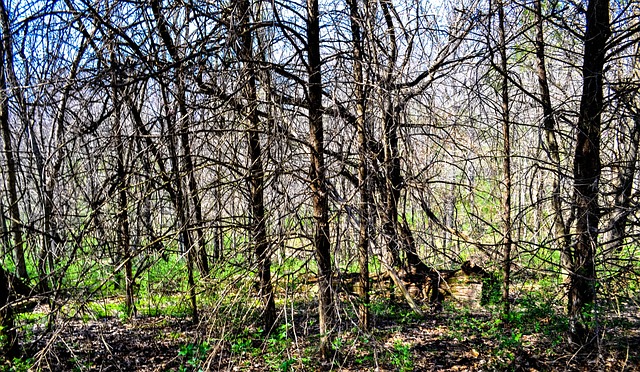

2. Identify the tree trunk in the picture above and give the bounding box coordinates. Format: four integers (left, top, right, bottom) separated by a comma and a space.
533, 0, 573, 273
165, 100, 199, 323
212, 163, 223, 262
0, 267, 17, 357
379, 0, 402, 269
151, 0, 199, 323
0, 0, 27, 280
110, 45, 135, 317
348, 0, 370, 330
307, 0, 334, 357
607, 9, 640, 254
239, 0, 276, 333
608, 103, 640, 254
180, 102, 209, 277
569, 0, 610, 346
497, 0, 512, 314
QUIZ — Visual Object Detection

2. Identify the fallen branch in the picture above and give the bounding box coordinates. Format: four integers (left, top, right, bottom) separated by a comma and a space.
379, 261, 425, 317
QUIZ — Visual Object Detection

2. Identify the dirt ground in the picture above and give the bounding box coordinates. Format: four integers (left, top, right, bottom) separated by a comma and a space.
18, 309, 640, 372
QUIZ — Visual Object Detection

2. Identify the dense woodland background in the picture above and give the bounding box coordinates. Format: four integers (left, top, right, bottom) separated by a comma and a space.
0, 0, 639, 370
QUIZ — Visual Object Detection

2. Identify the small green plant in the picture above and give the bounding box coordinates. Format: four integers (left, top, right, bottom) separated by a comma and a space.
481, 274, 502, 305
231, 337, 254, 354
118, 302, 134, 321
0, 325, 6, 347
355, 353, 374, 365
265, 324, 295, 371
331, 336, 344, 351
390, 341, 413, 372
176, 341, 210, 371
270, 324, 289, 343
229, 328, 262, 357
0, 358, 33, 372
499, 329, 523, 349
278, 358, 296, 372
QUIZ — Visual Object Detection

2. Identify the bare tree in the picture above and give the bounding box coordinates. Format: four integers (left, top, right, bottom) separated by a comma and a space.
239, 0, 276, 333
606, 4, 640, 255
348, 0, 371, 330
109, 38, 135, 317
306, 0, 335, 357
568, 0, 610, 346
533, 0, 572, 271
496, 0, 512, 314
151, 0, 200, 322
0, 0, 26, 280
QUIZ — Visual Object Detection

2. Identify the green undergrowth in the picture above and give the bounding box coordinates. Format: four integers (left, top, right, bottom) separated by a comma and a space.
0, 357, 33, 372
443, 290, 568, 368
7, 249, 640, 371
370, 300, 422, 325
173, 341, 211, 372
222, 324, 303, 372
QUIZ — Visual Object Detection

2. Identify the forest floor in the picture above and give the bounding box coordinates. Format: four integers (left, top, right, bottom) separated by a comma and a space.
14, 298, 640, 372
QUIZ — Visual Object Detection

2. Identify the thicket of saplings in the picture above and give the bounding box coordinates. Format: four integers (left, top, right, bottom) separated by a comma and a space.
1, 201, 638, 371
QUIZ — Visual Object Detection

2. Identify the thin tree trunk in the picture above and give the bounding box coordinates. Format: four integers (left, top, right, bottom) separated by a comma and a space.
151, 0, 199, 322
0, 267, 17, 357
533, 0, 572, 270
607, 13, 640, 254
239, 0, 276, 333
307, 0, 334, 357
39, 36, 90, 324
569, 0, 610, 346
0, 198, 8, 252
348, 0, 370, 330
380, 0, 402, 269
164, 98, 198, 323
175, 83, 199, 323
497, 0, 512, 314
0, 0, 27, 280
177, 81, 209, 279
213, 163, 223, 262
180, 104, 209, 276
110, 45, 135, 317
124, 88, 177, 234
2, 0, 55, 294
608, 104, 640, 254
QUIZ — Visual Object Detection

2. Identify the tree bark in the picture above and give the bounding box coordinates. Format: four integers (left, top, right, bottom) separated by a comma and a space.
239, 0, 276, 333
497, 0, 512, 315
569, 0, 610, 346
307, 0, 334, 357
109, 43, 135, 317
533, 0, 572, 272
379, 0, 402, 270
0, 0, 27, 280
348, 0, 370, 330
607, 6, 640, 255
